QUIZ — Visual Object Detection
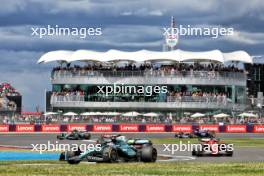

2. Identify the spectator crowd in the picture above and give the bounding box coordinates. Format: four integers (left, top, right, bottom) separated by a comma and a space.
0, 83, 20, 97
0, 83, 20, 112
51, 91, 84, 103
50, 89, 229, 106
167, 91, 228, 105
52, 63, 245, 79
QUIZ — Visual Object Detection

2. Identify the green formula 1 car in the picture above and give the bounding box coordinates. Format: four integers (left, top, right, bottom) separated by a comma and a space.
59, 135, 157, 164
57, 129, 91, 140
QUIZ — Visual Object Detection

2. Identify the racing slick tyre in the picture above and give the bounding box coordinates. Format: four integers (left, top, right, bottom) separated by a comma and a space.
209, 131, 216, 138
59, 152, 65, 161
102, 146, 118, 163
57, 135, 63, 140
66, 151, 81, 164
226, 150, 233, 157
195, 148, 204, 157
140, 146, 157, 162
189, 133, 194, 138
83, 133, 91, 140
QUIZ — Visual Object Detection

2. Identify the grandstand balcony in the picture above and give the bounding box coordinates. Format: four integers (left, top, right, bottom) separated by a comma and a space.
50, 100, 245, 111
51, 70, 247, 86
49, 95, 245, 111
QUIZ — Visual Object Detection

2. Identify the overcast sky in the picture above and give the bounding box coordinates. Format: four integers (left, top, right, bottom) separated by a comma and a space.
0, 0, 263, 111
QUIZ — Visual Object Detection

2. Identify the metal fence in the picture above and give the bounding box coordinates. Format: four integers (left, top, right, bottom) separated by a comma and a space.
50, 95, 228, 105
52, 70, 246, 80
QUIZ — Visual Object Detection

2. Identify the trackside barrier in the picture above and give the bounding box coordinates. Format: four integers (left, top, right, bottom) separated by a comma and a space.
172, 125, 192, 132
253, 125, 264, 133
1, 124, 264, 133
0, 125, 9, 132
199, 124, 219, 132
225, 125, 247, 133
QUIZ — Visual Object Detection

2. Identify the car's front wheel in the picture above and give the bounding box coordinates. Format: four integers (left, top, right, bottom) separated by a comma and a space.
141, 146, 157, 162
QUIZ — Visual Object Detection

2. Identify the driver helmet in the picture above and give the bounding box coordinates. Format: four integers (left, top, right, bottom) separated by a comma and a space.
115, 135, 126, 142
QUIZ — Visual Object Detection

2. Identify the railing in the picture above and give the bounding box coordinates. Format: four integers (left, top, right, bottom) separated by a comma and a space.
51, 70, 246, 80
50, 95, 229, 105
50, 95, 84, 103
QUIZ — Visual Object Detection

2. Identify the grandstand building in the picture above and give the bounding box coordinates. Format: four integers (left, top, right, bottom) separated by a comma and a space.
39, 48, 252, 116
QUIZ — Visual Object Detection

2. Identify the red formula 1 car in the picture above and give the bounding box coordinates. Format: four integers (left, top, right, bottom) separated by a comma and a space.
192, 138, 233, 157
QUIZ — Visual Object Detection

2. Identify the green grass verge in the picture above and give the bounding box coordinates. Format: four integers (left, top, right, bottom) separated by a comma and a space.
150, 138, 264, 147
0, 161, 263, 176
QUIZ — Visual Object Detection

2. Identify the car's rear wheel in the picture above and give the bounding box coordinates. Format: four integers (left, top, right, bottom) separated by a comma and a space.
226, 150, 233, 157
209, 131, 216, 138
141, 146, 157, 162
102, 146, 118, 163
195, 148, 203, 157
83, 133, 91, 140
192, 150, 196, 156
66, 151, 81, 164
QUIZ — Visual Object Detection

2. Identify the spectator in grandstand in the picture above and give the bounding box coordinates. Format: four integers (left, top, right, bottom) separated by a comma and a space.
51, 63, 244, 79
0, 83, 20, 97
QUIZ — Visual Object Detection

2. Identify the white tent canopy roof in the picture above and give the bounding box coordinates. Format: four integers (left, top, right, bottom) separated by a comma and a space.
213, 113, 230, 118
43, 112, 58, 116
63, 112, 78, 116
191, 113, 205, 118
238, 112, 258, 118
143, 112, 159, 117
38, 49, 252, 64
122, 111, 141, 117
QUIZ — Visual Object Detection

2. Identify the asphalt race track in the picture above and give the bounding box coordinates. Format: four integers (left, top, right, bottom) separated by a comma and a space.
0, 133, 264, 162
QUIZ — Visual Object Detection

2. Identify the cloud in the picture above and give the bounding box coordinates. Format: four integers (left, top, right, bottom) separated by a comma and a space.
0, 50, 51, 111
223, 31, 264, 45
0, 24, 164, 52
121, 9, 163, 17
0, 0, 264, 111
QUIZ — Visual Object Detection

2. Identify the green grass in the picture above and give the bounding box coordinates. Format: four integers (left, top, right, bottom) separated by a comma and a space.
0, 161, 263, 176
150, 138, 264, 147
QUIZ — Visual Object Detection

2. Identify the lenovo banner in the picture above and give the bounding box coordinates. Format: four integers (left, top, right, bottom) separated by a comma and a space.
225, 125, 247, 133
0, 125, 9, 132
67, 124, 86, 131
253, 125, 264, 133
16, 124, 34, 132
145, 124, 165, 132
42, 125, 60, 132
172, 125, 192, 132
199, 125, 219, 132
93, 124, 112, 132
119, 124, 139, 132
